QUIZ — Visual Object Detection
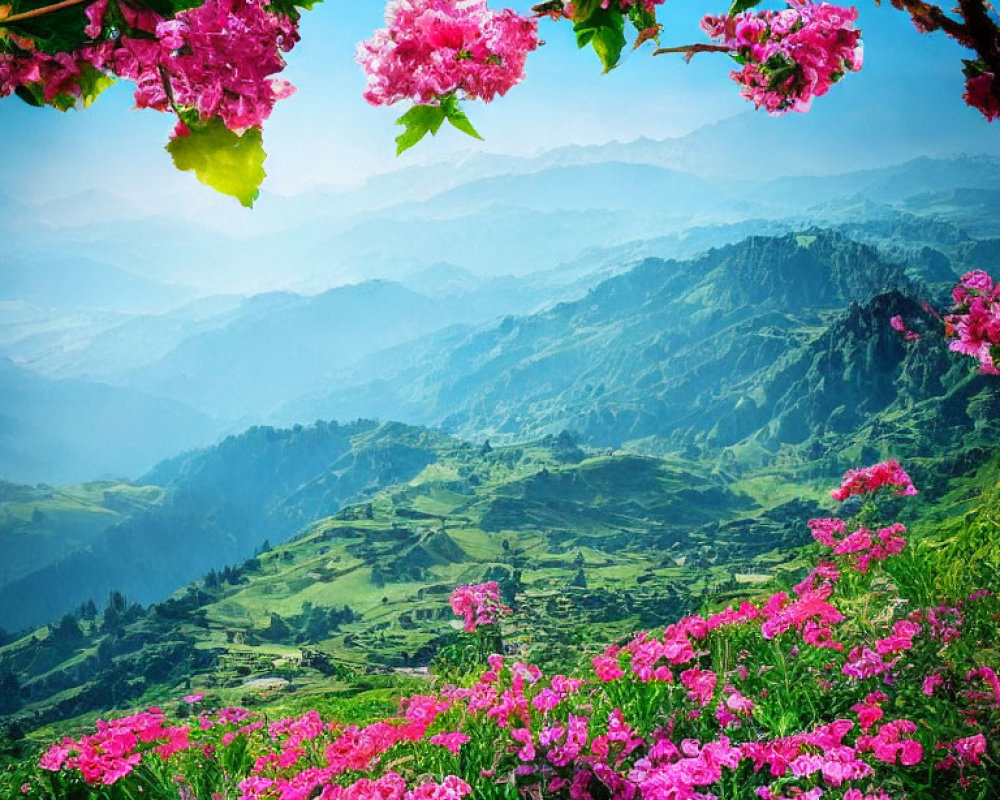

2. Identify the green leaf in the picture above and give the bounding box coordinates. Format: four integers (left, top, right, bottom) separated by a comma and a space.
728, 0, 763, 14
143, 0, 205, 16
440, 95, 484, 141
568, 0, 601, 22
575, 27, 595, 49
11, 64, 113, 112
573, 6, 626, 72
14, 84, 43, 108
166, 118, 266, 208
394, 103, 446, 155
267, 0, 321, 14
76, 64, 116, 108
49, 93, 76, 111
625, 3, 656, 33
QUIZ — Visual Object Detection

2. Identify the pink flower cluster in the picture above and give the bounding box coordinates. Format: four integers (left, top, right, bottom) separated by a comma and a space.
829, 459, 917, 501
240, 696, 453, 800
39, 707, 191, 785
701, 1, 863, 114
889, 315, 920, 341
0, 0, 297, 135
0, 46, 106, 105
945, 270, 1000, 375
808, 518, 907, 573
357, 0, 538, 107
153, 0, 297, 132
909, 603, 964, 644
963, 73, 1000, 121
449, 581, 509, 632
856, 718, 923, 766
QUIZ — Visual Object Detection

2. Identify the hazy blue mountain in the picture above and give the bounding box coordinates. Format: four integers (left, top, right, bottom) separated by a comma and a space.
3, 119, 997, 297
0, 420, 449, 631
0, 304, 129, 372
277, 230, 984, 455
0, 252, 194, 313
118, 282, 477, 421
26, 294, 246, 380
0, 358, 219, 484
901, 187, 1000, 237
1, 295, 244, 381
293, 157, 1000, 289
409, 163, 738, 218
537, 110, 1000, 180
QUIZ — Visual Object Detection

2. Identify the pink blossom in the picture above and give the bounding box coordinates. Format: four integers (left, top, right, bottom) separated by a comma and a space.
831, 459, 917, 501
428, 732, 470, 756
680, 667, 717, 706
945, 270, 1000, 374
448, 582, 508, 632
922, 673, 944, 696
701, 2, 863, 114
357, 0, 538, 106
964, 73, 1000, 121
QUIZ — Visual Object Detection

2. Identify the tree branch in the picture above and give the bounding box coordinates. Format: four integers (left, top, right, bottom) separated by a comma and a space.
887, 0, 976, 48
957, 0, 1000, 76
1, 0, 90, 26
653, 43, 731, 60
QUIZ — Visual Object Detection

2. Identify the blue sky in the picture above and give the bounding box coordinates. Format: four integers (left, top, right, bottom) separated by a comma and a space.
0, 0, 994, 204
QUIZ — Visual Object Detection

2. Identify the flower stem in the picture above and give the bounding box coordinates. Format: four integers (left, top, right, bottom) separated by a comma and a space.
1, 0, 90, 27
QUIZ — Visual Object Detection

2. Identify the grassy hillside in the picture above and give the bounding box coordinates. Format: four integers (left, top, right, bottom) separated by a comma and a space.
0, 421, 454, 631
0, 433, 836, 732
0, 482, 162, 596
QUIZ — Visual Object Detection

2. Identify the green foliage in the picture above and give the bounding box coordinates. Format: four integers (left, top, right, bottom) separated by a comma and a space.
4, 3, 90, 54
395, 104, 447, 155
166, 119, 266, 208
395, 95, 482, 155
728, 0, 763, 14
573, 5, 626, 73
13, 67, 114, 112
439, 94, 483, 141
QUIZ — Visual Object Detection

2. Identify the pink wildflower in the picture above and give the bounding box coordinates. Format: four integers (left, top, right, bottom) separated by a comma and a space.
448, 582, 508, 632
831, 459, 917, 501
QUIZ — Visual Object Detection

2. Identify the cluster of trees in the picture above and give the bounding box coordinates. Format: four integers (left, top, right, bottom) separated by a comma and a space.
260, 602, 361, 645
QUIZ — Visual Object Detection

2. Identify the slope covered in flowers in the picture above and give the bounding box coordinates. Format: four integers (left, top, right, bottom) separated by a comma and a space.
7, 459, 999, 800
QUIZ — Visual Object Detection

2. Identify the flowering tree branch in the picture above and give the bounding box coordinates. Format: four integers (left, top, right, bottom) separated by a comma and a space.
0, 0, 996, 204
651, 43, 730, 60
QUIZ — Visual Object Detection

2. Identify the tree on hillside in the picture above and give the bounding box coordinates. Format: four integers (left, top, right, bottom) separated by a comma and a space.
0, 663, 22, 714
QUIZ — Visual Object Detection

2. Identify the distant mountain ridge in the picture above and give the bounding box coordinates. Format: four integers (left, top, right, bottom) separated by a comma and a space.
0, 358, 217, 485
278, 231, 913, 439
3, 153, 1000, 485
0, 420, 451, 631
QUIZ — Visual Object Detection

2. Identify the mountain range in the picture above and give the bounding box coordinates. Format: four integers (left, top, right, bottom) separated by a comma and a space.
1, 198, 999, 731
2, 150, 999, 484
3, 225, 999, 631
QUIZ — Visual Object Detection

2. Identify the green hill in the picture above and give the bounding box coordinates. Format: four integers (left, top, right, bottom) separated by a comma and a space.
0, 482, 162, 596
0, 432, 834, 731
0, 421, 453, 631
